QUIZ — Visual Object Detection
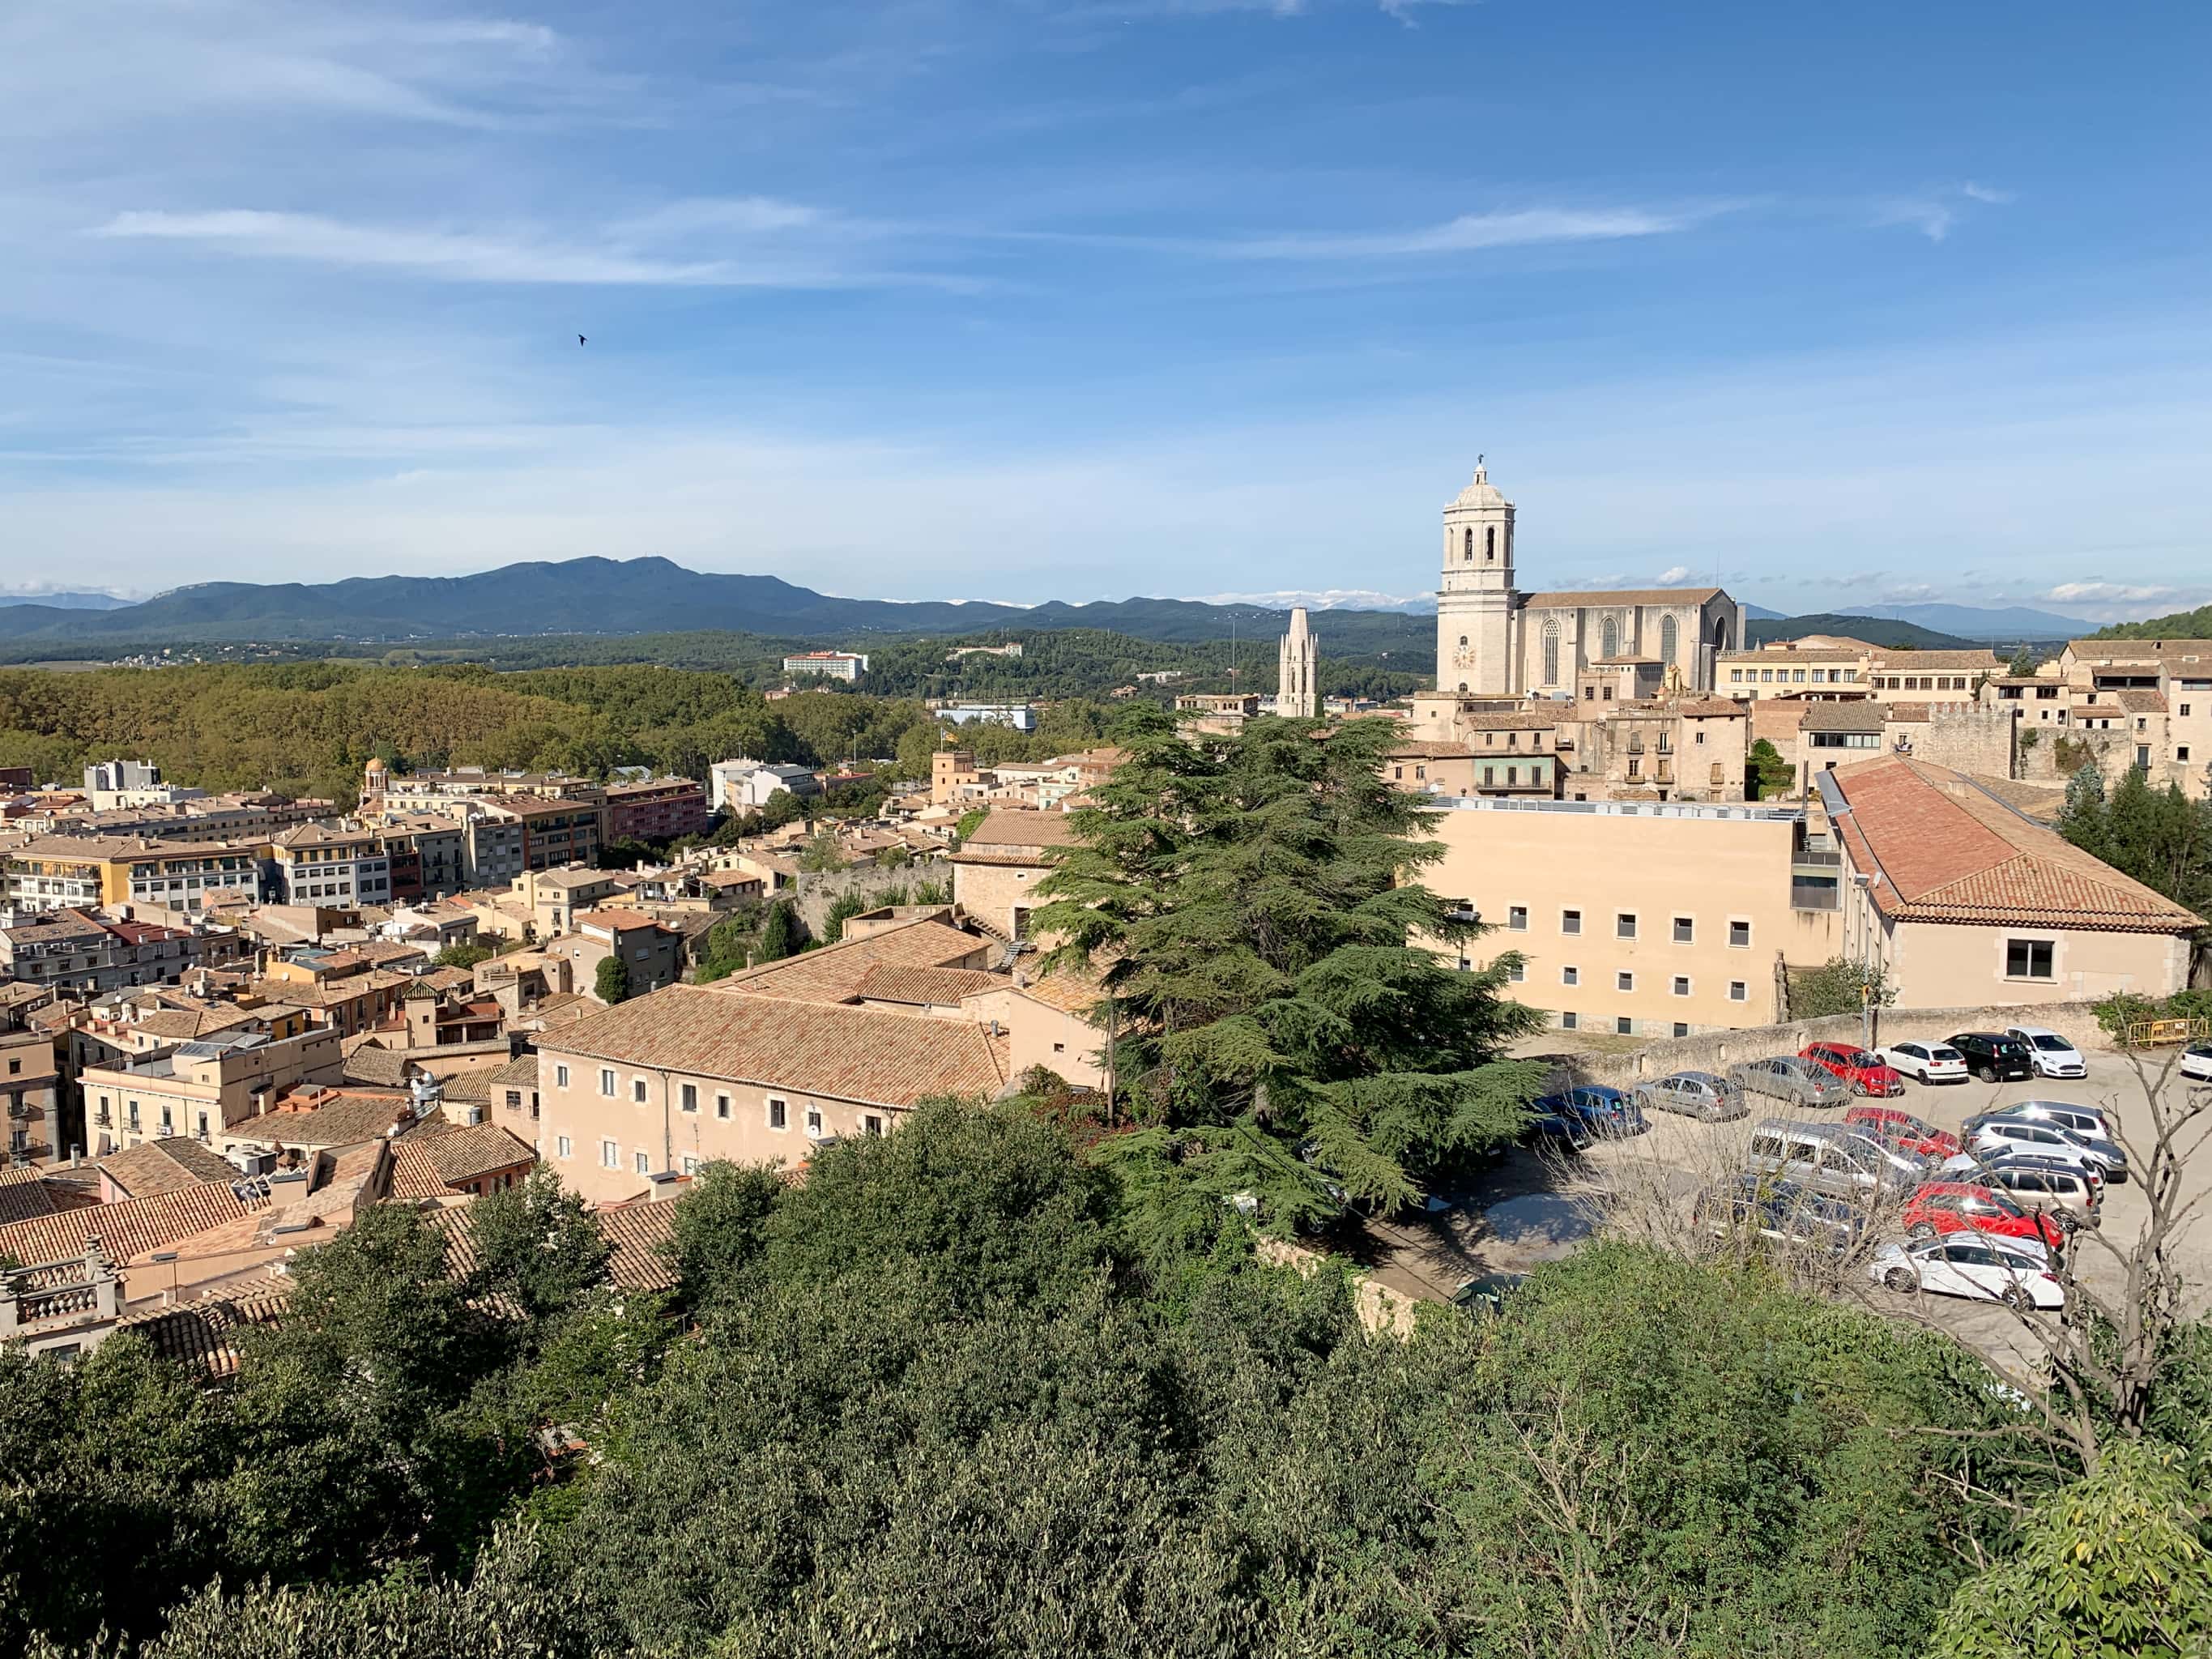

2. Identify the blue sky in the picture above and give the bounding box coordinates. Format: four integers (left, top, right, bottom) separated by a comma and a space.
2, 0, 2208, 622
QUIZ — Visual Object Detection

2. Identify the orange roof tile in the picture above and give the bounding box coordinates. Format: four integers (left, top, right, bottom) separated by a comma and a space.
852, 963, 1002, 1006
0, 1180, 255, 1269
714, 917, 990, 1004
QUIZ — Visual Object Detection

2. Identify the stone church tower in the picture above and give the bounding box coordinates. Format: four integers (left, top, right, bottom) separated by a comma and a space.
1436, 460, 1515, 696
1276, 605, 1319, 717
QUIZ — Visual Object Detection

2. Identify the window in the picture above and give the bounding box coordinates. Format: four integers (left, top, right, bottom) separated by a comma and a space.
1541, 622, 1560, 684
2006, 938, 2055, 980
863, 1115, 884, 1137
632, 1077, 648, 1103
1052, 1041, 1066, 1052
1616, 971, 1634, 992
1507, 906, 1528, 931
1672, 916, 1693, 944
1600, 616, 1619, 658
599, 1068, 615, 1098
806, 1107, 824, 1137
160, 1106, 173, 1133
767, 1098, 787, 1129
1615, 912, 1636, 940
1561, 909, 1582, 935
1728, 981, 1747, 1002
1728, 920, 1751, 949
1659, 615, 1678, 666
680, 1083, 697, 1114
1560, 1011, 1578, 1030
556, 1135, 573, 1158
2181, 747, 2193, 762
599, 1139, 619, 1168
1711, 762, 1724, 785
1616, 1016, 1633, 1035
635, 1150, 650, 1175
682, 1154, 700, 1176
1561, 966, 1579, 986
1507, 962, 1525, 983
1673, 1021, 1690, 1038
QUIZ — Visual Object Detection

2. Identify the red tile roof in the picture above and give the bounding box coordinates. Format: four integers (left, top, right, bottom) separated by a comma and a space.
714, 917, 990, 1004
852, 963, 1003, 1006
1829, 757, 2203, 933
0, 1180, 255, 1269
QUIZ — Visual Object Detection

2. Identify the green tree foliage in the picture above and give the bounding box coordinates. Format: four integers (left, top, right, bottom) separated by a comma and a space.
2056, 758, 2212, 972
753, 898, 802, 962
1929, 1441, 2212, 1658
2093, 603, 2212, 641
1788, 955, 1898, 1019
795, 832, 847, 872
461, 1170, 614, 1324
1034, 709, 1545, 1222
433, 942, 493, 970
593, 956, 629, 1005
1746, 736, 1796, 800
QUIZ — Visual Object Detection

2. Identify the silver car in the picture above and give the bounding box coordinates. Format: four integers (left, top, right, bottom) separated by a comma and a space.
1636, 1070, 1749, 1122
1728, 1055, 1851, 1109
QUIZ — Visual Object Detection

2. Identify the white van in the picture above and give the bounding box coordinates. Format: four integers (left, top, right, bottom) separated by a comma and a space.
1745, 1119, 1926, 1201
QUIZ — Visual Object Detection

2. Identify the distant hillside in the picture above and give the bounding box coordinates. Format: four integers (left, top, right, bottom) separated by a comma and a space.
1745, 613, 1980, 650
0, 556, 1433, 655
1838, 602, 2092, 641
2093, 603, 2212, 641
0, 591, 134, 611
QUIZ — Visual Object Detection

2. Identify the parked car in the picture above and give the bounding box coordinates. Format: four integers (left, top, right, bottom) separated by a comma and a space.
1876, 1041, 1969, 1085
2004, 1025, 2089, 1080
1948, 1031, 2035, 1083
1976, 1098, 2120, 1149
1451, 1273, 1524, 1318
1696, 1174, 1865, 1256
2182, 1042, 2212, 1083
1901, 1181, 2071, 1251
1869, 1235, 2064, 1311
1842, 1105, 1960, 1159
1800, 1041, 1905, 1098
1521, 1107, 1592, 1156
1728, 1055, 1851, 1109
1745, 1118, 1926, 1201
1634, 1071, 1747, 1122
1532, 1085, 1649, 1139
1963, 1116, 2127, 1183
1963, 1158, 2102, 1227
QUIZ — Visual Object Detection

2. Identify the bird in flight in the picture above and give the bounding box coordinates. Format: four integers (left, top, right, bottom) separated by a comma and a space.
578, 334, 587, 346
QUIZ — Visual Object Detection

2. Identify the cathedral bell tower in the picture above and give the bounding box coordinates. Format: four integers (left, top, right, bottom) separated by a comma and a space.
1435, 458, 1517, 696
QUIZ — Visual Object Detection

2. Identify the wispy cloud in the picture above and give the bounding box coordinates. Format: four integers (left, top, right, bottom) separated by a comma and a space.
1873, 181, 2014, 242
2044, 581, 2184, 605
1655, 564, 1694, 586
88, 207, 970, 291
1225, 204, 1725, 259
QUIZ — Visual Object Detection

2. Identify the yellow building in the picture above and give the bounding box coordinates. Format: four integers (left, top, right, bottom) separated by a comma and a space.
1421, 795, 1841, 1036
5, 836, 271, 911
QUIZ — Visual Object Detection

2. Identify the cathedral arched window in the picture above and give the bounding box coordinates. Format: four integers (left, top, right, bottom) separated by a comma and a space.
1541, 621, 1560, 685
1485, 526, 1496, 561
1600, 616, 1619, 659
1659, 615, 1678, 667
1459, 634, 1468, 648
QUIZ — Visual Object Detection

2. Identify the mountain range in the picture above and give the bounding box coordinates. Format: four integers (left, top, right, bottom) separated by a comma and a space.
0, 591, 135, 612
1833, 603, 2093, 641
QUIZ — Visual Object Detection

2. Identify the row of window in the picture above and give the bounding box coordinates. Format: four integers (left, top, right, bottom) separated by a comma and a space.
557, 1062, 881, 1137
1560, 1013, 1695, 1037
1730, 666, 1860, 685
1503, 907, 1752, 947
1506, 962, 1750, 999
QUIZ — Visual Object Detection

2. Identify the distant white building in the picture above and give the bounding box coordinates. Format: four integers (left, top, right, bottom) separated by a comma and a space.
710, 760, 822, 811
782, 651, 868, 681
937, 704, 1038, 731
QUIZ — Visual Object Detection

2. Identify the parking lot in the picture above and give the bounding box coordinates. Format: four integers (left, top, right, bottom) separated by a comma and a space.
1357, 1044, 2210, 1370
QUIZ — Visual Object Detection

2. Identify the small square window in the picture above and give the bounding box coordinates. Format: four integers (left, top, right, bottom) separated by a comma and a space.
2006, 938, 2054, 980
1616, 970, 1634, 992
1052, 1041, 1066, 1052
806, 1107, 824, 1137
717, 1094, 732, 1120
635, 1150, 650, 1175
1507, 906, 1528, 932
1673, 1021, 1689, 1038
1615, 1016, 1633, 1035
1616, 913, 1636, 940
1672, 976, 1690, 996
1507, 962, 1525, 983
681, 1154, 700, 1176
863, 1115, 884, 1137
680, 1083, 698, 1114
1561, 966, 1579, 986
632, 1077, 648, 1103
1728, 981, 1747, 1002
2180, 746, 2192, 761
1560, 1011, 1578, 1030
1728, 920, 1751, 949
1672, 916, 1693, 944
767, 1098, 786, 1130
1561, 909, 1582, 935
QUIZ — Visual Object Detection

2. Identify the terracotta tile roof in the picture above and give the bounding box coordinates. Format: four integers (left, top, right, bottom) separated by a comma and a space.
0, 1180, 256, 1269
251, 1090, 416, 1147
1801, 702, 1886, 732
714, 918, 990, 1005
2112, 688, 2169, 714
852, 963, 1003, 1006
1520, 586, 1724, 607
117, 1282, 292, 1378
1458, 709, 1566, 731
1963, 774, 2069, 825
339, 1044, 420, 1087
487, 1053, 539, 1090
2063, 638, 2212, 665
1387, 740, 1477, 758
545, 985, 1008, 1106
0, 1166, 59, 1225
577, 908, 662, 932
1865, 649, 2006, 672
596, 1199, 680, 1290
98, 1137, 237, 1198
1828, 757, 2203, 933
1005, 966, 1106, 1017
959, 808, 1082, 850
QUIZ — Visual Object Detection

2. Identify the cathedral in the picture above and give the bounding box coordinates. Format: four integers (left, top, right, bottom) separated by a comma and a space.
1433, 461, 1742, 698
1276, 605, 1318, 718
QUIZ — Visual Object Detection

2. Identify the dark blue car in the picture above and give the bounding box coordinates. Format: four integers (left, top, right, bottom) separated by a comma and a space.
1532, 1085, 1649, 1140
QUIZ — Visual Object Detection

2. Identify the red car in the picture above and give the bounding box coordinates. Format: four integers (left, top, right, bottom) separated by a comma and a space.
1901, 1182, 2069, 1252
1801, 1042, 1905, 1098
1843, 1105, 1959, 1159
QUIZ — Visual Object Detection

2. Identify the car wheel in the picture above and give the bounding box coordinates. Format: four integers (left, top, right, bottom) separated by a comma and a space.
1917, 1068, 1932, 1085
1883, 1267, 1914, 1293
2001, 1286, 2032, 1314
1975, 1064, 1997, 1083
1908, 1222, 1936, 1240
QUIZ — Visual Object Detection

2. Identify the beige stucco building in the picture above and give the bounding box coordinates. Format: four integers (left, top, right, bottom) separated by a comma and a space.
1421, 796, 1840, 1036
1822, 757, 2198, 1006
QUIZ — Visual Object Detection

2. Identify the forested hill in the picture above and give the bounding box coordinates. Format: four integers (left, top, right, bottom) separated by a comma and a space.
0, 556, 1431, 652
2093, 603, 2212, 640
1746, 612, 1978, 650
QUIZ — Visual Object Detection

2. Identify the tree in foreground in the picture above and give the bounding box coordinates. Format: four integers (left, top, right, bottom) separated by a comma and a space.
592, 955, 629, 1005
1033, 708, 1544, 1226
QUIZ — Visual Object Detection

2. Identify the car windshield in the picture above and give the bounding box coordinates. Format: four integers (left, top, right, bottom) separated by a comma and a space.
2027, 1034, 2070, 1051
1930, 1047, 1963, 1062
1846, 1051, 1877, 1068
1899, 1115, 1935, 1137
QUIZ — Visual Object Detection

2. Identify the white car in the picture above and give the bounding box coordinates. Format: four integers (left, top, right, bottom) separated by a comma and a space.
1869, 1236, 2064, 1310
2004, 1026, 2088, 1080
1879, 1041, 1968, 1085
2182, 1043, 2212, 1083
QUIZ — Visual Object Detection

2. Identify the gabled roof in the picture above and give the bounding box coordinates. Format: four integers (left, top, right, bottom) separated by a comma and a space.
545, 985, 1008, 1107
1825, 757, 2202, 933
117, 1283, 292, 1379
1520, 587, 1724, 608
2063, 638, 2212, 666
852, 963, 1002, 1006
98, 1137, 237, 1199
714, 916, 989, 1005
0, 1180, 256, 1269
958, 808, 1082, 851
